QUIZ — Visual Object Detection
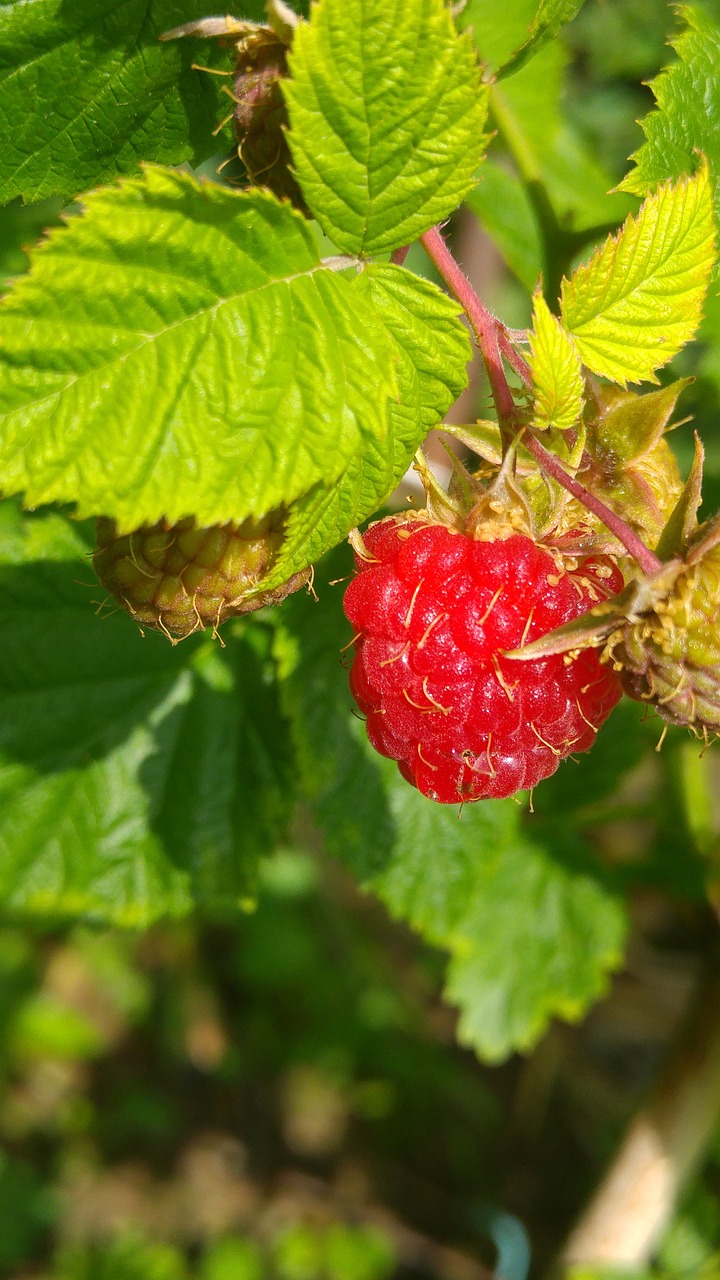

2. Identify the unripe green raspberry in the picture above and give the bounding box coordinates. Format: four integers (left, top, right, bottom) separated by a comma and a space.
608, 546, 720, 733
94, 513, 309, 641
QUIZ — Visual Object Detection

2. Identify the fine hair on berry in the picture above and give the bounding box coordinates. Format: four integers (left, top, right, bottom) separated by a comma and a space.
343, 518, 624, 804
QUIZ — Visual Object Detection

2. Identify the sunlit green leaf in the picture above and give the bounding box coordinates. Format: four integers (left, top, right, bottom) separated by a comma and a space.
529, 290, 584, 430
561, 169, 715, 385
283, 0, 489, 253
0, 169, 398, 532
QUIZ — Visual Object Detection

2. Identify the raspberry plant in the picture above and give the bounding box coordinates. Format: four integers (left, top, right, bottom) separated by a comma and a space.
3, 0, 720, 1269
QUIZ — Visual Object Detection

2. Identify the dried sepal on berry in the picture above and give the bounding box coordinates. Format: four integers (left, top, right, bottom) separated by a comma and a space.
94, 512, 309, 642
606, 492, 720, 736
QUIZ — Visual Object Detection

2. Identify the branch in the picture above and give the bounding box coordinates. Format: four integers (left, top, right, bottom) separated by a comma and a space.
555, 953, 720, 1272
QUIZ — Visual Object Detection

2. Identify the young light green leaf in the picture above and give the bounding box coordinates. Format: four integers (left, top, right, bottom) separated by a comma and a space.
561, 169, 716, 386
263, 264, 471, 588
528, 290, 583, 430
274, 548, 627, 1063
620, 7, 720, 237
0, 0, 248, 205
283, 0, 489, 254
0, 505, 291, 925
0, 168, 398, 533
497, 0, 586, 80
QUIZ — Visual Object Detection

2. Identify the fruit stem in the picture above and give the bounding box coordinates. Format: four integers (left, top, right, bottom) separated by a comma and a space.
391, 245, 411, 266
420, 226, 517, 448
525, 434, 663, 574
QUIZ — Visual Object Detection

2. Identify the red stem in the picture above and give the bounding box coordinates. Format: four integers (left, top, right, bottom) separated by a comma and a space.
391, 245, 411, 266
420, 227, 516, 434
525, 435, 663, 574
419, 226, 662, 575
498, 329, 532, 386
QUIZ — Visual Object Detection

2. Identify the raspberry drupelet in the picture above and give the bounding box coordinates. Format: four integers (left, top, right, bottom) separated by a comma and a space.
343, 518, 624, 803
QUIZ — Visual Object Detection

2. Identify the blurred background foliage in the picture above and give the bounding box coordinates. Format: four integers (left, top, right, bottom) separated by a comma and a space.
3, 0, 720, 1276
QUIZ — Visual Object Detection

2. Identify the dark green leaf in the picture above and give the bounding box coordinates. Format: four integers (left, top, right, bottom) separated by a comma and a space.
0, 505, 292, 924
0, 0, 254, 204
621, 6, 720, 239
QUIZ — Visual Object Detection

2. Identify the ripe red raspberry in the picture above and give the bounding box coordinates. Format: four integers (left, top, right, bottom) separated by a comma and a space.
343, 519, 624, 803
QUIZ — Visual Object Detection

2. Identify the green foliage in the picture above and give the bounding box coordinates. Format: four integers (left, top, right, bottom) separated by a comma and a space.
56, 1238, 190, 1280
262, 264, 471, 589
621, 6, 720, 236
284, 0, 489, 253
0, 0, 245, 204
464, 3, 631, 240
465, 160, 543, 290
0, 171, 468, 569
0, 505, 291, 923
561, 169, 715, 384
0, 171, 397, 530
2, 1, 720, 1271
497, 0, 586, 78
274, 549, 627, 1063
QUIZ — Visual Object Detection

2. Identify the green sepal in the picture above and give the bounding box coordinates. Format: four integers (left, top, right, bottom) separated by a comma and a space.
586, 377, 694, 467
655, 434, 705, 562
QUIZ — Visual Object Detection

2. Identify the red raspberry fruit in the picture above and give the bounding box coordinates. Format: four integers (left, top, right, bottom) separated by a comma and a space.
343, 520, 624, 803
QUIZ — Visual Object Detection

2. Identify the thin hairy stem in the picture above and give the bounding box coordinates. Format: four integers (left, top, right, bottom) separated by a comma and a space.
420, 226, 516, 443
498, 328, 532, 385
525, 434, 663, 574
391, 244, 411, 266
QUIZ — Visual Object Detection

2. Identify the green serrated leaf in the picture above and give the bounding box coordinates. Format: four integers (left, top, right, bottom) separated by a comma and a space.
498, 0, 586, 80
274, 547, 627, 1063
283, 0, 489, 254
0, 0, 251, 205
529, 290, 583, 430
0, 168, 399, 532
561, 169, 716, 386
442, 830, 625, 1060
264, 264, 471, 587
0, 505, 291, 925
620, 7, 720, 238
